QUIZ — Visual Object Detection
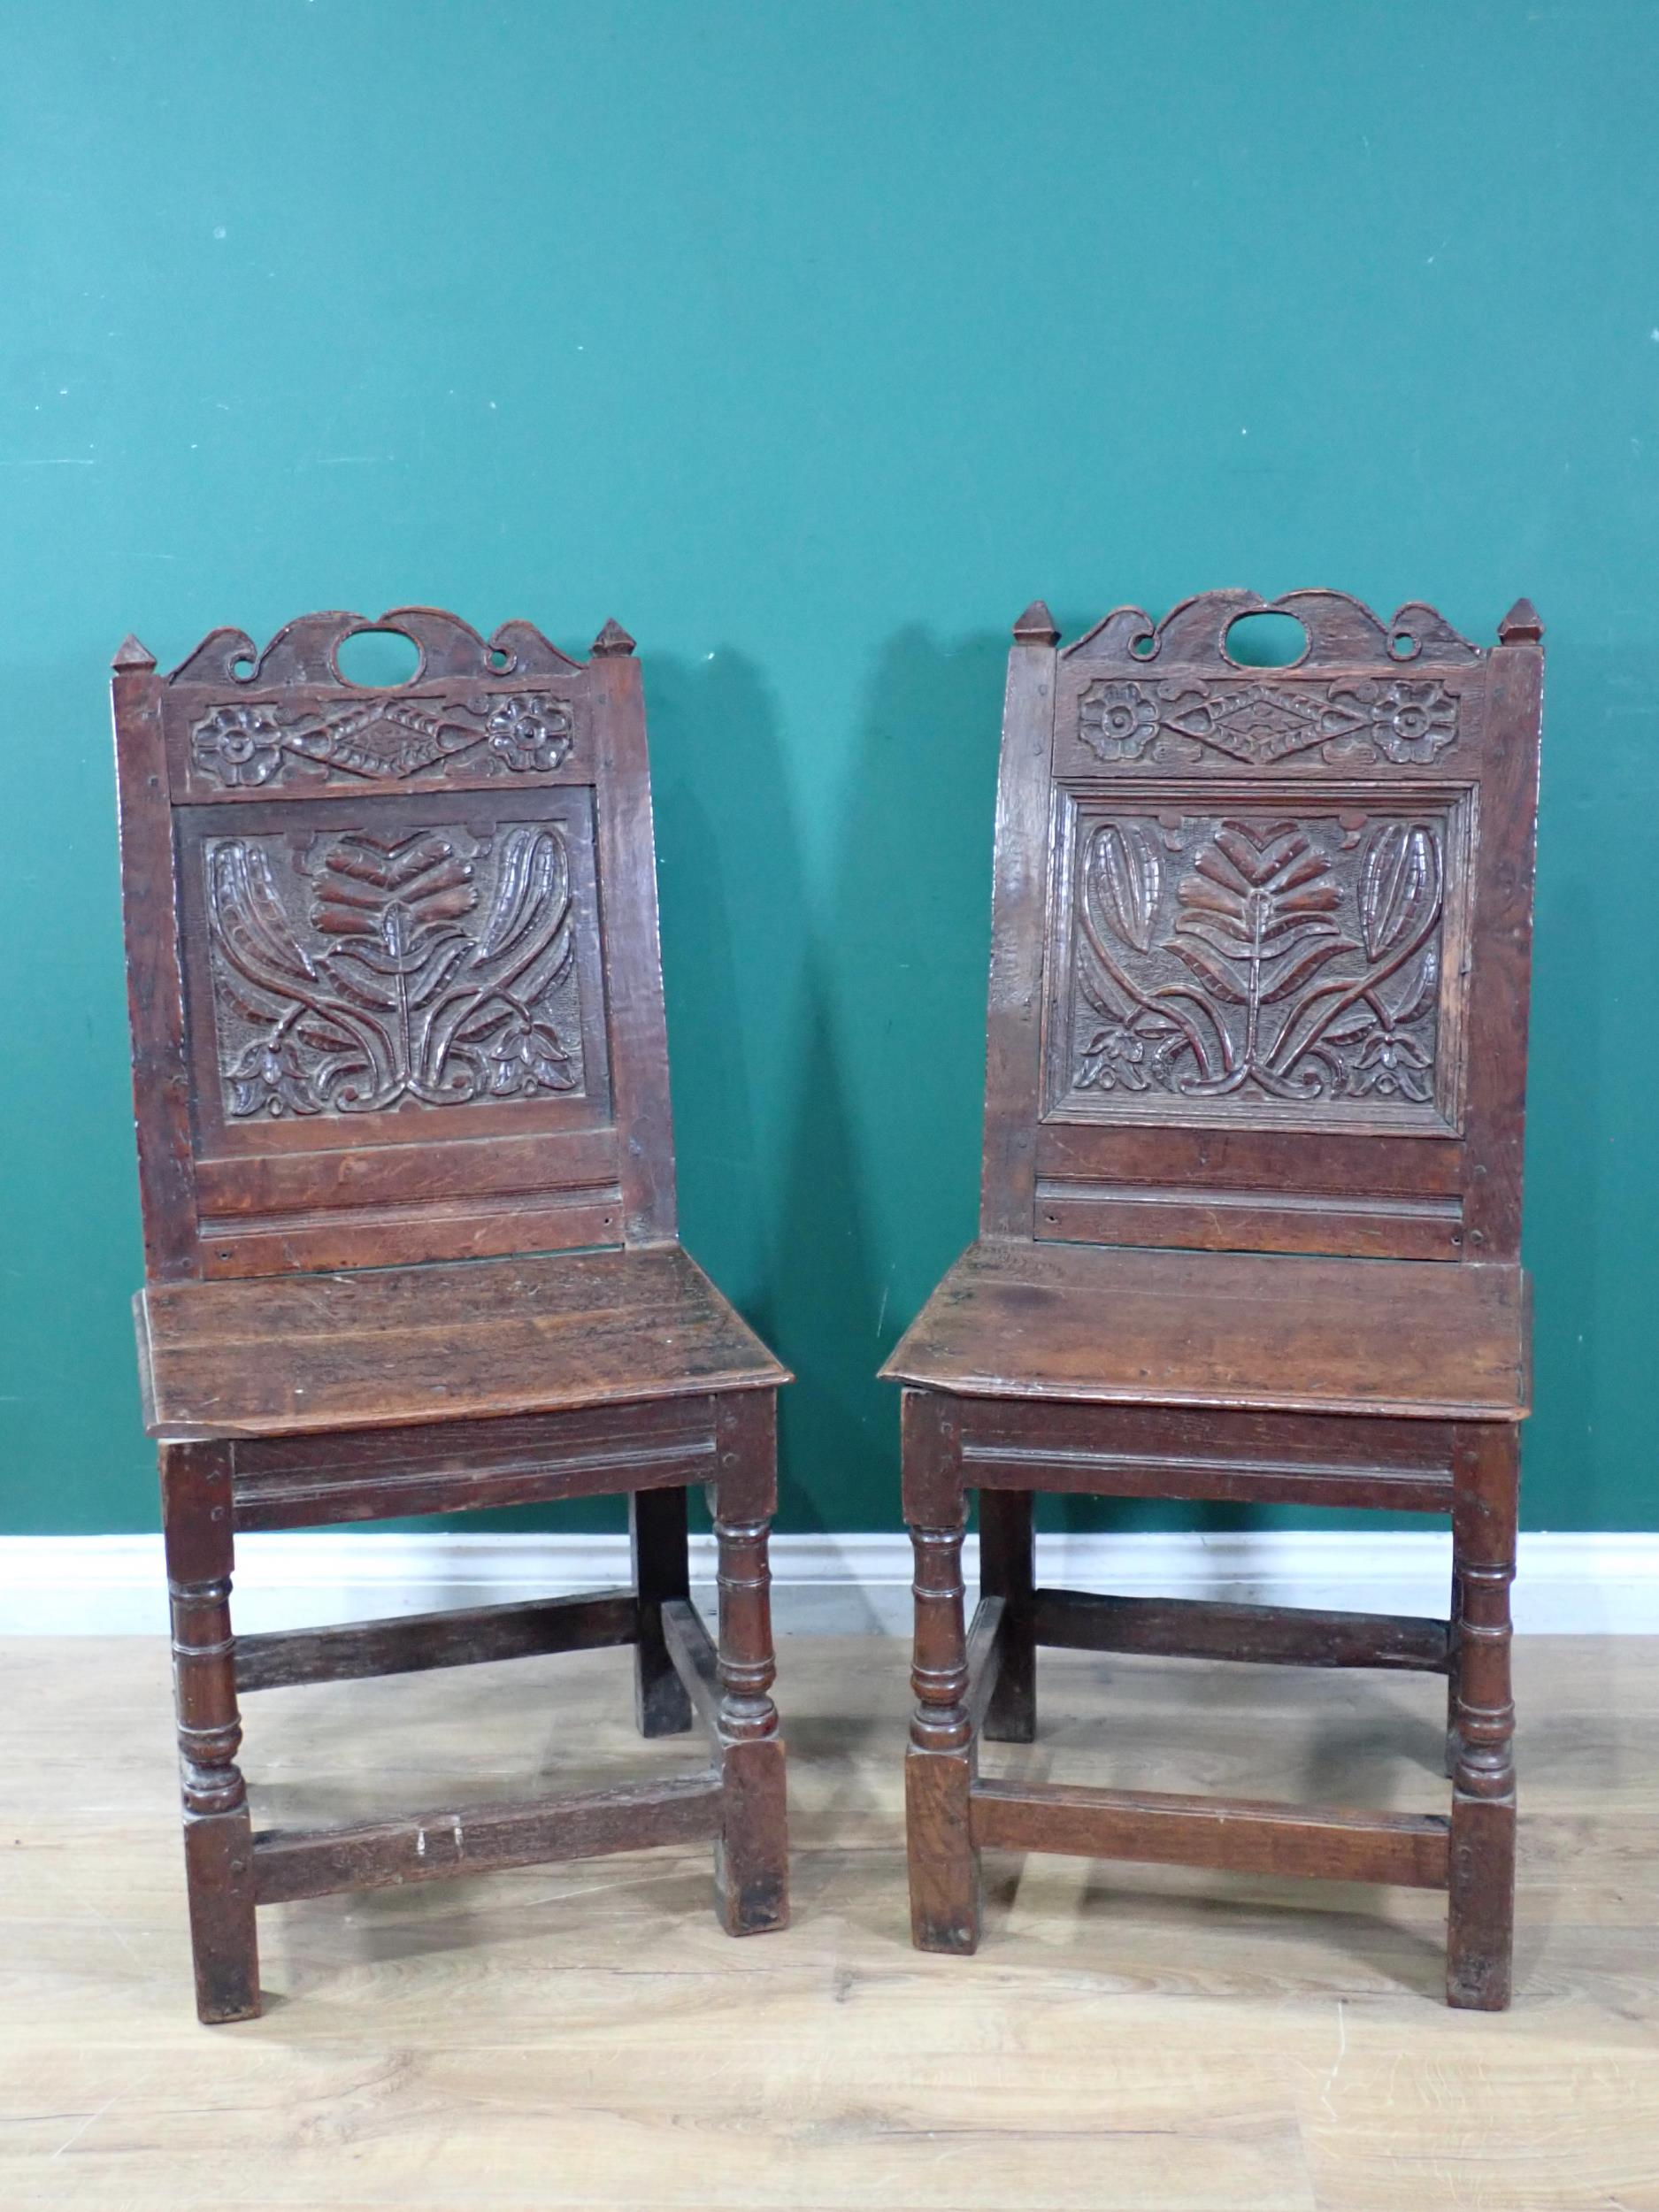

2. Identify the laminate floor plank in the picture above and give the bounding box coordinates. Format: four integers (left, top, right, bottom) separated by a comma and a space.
2, 1635, 1656, 2209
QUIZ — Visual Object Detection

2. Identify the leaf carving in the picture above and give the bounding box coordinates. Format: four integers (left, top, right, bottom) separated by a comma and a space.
1064, 807, 1450, 1118
204, 823, 588, 1118
1086, 823, 1162, 954
1168, 937, 1249, 1003
1360, 823, 1442, 959
1256, 938, 1350, 1004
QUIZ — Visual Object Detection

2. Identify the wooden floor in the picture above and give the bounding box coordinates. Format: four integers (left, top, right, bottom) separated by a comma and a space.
4, 1632, 1658, 2209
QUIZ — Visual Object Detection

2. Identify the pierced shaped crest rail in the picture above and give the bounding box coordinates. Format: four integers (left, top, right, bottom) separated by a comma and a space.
1062, 588, 1483, 670
167, 606, 581, 687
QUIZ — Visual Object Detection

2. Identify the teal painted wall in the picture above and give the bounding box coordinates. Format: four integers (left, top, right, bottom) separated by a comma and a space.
3, 3, 1655, 1538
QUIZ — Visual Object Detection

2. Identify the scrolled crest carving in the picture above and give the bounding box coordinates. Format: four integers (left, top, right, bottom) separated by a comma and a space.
204, 819, 589, 1118
1064, 588, 1482, 671
1063, 591, 1476, 775
168, 605, 580, 688
172, 610, 586, 788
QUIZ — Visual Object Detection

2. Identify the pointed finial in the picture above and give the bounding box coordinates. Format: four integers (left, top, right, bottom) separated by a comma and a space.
1497, 597, 1543, 645
1012, 599, 1060, 646
111, 634, 157, 671
591, 618, 636, 657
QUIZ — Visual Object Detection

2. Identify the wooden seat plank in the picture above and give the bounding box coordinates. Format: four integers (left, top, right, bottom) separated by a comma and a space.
137, 1241, 788, 1440
884, 1239, 1529, 1421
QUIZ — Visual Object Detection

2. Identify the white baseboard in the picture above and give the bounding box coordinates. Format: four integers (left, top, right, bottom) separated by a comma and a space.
2, 1530, 1657, 1636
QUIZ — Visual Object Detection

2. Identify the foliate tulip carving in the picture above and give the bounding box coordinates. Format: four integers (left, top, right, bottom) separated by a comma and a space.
1068, 810, 1450, 1120
204, 822, 588, 1118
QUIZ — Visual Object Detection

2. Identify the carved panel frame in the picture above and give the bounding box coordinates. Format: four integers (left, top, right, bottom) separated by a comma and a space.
1040, 780, 1476, 1138
174, 787, 614, 1159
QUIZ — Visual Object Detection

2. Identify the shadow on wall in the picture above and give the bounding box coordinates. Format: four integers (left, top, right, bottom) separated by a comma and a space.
650, 626, 1007, 1540
1516, 631, 1640, 1536
401, 630, 1005, 1548
647, 645, 792, 1341
0, 654, 152, 1532
772, 625, 1009, 1536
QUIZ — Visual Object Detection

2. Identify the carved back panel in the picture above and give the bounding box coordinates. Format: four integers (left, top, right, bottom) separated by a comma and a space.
980, 589, 1542, 1263
114, 608, 677, 1281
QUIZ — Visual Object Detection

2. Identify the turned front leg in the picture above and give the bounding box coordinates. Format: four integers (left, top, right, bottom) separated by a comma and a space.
1447, 1426, 1518, 2010
711, 1393, 787, 1935
902, 1391, 979, 1953
1445, 1564, 1464, 1779
161, 1441, 259, 2024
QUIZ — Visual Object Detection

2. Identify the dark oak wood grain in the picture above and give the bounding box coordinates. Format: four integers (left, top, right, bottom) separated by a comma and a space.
661, 1595, 725, 1737
234, 1590, 639, 1694
971, 1781, 1452, 1889
977, 1492, 1034, 1741
886, 590, 1542, 2008
226, 1396, 723, 1531
962, 1594, 1009, 1738
959, 1397, 1457, 1513
632, 1485, 694, 1738
1029, 1589, 1451, 1673
885, 1239, 1529, 1421
252, 1775, 726, 1904
161, 1439, 258, 2023
112, 607, 790, 2020
112, 643, 199, 1279
137, 1242, 786, 1441
1447, 1422, 1519, 2008
709, 1391, 789, 1936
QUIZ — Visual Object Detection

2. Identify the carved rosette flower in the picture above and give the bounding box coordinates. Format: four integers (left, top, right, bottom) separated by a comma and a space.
1079, 680, 1160, 763
487, 695, 573, 773
193, 703, 284, 787
1362, 679, 1458, 764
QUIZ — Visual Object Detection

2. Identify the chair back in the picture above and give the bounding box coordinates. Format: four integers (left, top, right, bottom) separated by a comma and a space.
113, 607, 675, 1281
979, 589, 1542, 1263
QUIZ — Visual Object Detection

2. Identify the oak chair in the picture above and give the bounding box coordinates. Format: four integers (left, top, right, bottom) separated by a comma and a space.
883, 588, 1541, 2008
112, 606, 789, 2024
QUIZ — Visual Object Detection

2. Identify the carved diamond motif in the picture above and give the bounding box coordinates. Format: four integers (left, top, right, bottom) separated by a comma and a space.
1078, 677, 1460, 769
189, 692, 575, 787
